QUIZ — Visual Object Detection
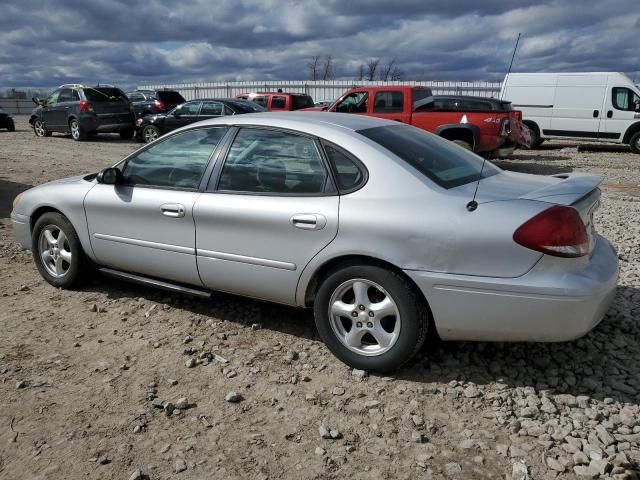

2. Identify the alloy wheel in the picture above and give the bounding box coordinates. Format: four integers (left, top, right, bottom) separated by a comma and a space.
144, 127, 159, 143
70, 121, 80, 140
328, 278, 401, 356
38, 225, 72, 278
34, 120, 46, 137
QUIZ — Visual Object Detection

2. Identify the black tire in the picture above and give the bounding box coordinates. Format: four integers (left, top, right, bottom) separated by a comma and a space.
452, 139, 473, 151
33, 118, 51, 137
7, 121, 15, 132
69, 118, 87, 141
32, 212, 86, 289
525, 122, 544, 148
630, 131, 640, 154
142, 125, 161, 143
314, 264, 429, 372
119, 128, 134, 140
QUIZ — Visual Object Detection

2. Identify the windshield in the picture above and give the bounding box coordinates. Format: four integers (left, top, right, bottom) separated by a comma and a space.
84, 87, 127, 102
226, 100, 266, 113
358, 124, 500, 189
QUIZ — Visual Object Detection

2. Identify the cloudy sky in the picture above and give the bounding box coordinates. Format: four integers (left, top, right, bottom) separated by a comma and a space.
1, 0, 639, 90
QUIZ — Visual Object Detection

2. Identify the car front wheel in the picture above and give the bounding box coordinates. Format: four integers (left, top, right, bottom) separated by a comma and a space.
32, 212, 86, 288
33, 119, 51, 137
314, 265, 429, 372
630, 131, 640, 154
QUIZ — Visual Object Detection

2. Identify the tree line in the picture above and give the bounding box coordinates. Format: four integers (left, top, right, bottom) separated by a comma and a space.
307, 55, 404, 81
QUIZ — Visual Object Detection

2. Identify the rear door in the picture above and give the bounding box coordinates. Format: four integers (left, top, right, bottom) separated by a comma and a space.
549, 74, 606, 139
199, 101, 224, 120
599, 80, 640, 143
50, 88, 73, 129
84, 127, 229, 285
164, 101, 202, 132
194, 127, 339, 305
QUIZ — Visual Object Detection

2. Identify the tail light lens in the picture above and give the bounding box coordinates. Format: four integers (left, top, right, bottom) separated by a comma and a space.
500, 118, 511, 137
155, 100, 166, 111
79, 100, 93, 113
513, 205, 589, 258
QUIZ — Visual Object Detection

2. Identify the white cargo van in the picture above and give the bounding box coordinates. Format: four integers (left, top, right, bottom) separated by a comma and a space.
500, 72, 640, 153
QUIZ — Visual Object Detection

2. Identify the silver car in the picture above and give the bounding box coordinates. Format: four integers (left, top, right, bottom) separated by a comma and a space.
11, 113, 619, 371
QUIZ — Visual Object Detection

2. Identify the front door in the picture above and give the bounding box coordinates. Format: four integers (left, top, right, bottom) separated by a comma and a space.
194, 127, 339, 305
599, 85, 640, 143
41, 89, 61, 130
164, 101, 202, 133
84, 126, 229, 285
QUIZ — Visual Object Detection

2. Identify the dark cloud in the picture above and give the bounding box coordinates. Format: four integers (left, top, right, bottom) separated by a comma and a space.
0, 0, 638, 90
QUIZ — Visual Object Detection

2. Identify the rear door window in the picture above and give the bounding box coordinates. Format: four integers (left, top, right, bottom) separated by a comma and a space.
291, 95, 315, 110
253, 96, 268, 108
373, 91, 404, 113
200, 101, 223, 116
271, 96, 286, 109
216, 128, 328, 194
58, 89, 73, 102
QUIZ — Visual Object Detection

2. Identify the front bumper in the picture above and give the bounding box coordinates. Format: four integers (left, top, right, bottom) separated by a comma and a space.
10, 212, 31, 249
405, 235, 619, 342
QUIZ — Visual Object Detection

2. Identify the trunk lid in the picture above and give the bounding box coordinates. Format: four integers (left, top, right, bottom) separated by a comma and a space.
84, 87, 131, 114
458, 171, 602, 252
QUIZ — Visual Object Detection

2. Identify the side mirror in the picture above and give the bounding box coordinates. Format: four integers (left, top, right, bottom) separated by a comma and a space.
32, 97, 43, 106
635, 101, 640, 112
96, 167, 122, 185
173, 106, 182, 117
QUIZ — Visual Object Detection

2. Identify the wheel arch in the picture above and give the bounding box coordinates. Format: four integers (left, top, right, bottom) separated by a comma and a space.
435, 124, 479, 149
301, 254, 438, 337
622, 121, 640, 144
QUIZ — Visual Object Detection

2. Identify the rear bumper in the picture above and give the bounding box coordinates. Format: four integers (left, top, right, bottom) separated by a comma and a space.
80, 112, 135, 132
405, 235, 619, 342
10, 212, 31, 249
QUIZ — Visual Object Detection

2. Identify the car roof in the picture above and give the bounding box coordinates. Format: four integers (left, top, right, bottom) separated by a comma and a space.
192, 111, 392, 132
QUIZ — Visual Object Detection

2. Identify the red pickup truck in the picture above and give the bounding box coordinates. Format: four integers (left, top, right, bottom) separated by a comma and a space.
310, 86, 530, 156
236, 92, 315, 111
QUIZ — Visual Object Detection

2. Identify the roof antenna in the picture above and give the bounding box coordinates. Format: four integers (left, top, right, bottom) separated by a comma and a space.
467, 32, 521, 212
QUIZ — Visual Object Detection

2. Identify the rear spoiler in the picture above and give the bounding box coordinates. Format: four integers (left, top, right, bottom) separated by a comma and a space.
519, 173, 603, 206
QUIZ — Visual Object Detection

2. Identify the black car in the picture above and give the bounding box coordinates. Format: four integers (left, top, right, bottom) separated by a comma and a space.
0, 107, 15, 131
137, 98, 266, 143
126, 89, 186, 118
29, 84, 135, 141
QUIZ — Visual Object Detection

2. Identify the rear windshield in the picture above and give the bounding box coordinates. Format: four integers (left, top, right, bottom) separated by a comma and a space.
226, 100, 266, 113
83, 87, 128, 102
291, 95, 315, 110
358, 124, 499, 189
156, 91, 186, 105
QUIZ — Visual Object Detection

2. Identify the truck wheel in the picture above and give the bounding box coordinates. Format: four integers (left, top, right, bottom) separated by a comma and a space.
452, 139, 472, 151
525, 122, 544, 148
630, 131, 640, 154
70, 119, 87, 141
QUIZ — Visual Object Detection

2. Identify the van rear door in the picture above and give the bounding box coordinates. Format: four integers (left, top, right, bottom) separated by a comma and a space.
548, 74, 606, 140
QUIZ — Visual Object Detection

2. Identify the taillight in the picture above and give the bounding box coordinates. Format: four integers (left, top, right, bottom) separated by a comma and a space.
513, 205, 588, 258
500, 118, 511, 137
79, 100, 93, 113
155, 100, 166, 111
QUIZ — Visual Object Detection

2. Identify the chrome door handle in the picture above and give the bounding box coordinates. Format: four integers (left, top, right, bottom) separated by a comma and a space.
290, 214, 326, 230
161, 203, 185, 218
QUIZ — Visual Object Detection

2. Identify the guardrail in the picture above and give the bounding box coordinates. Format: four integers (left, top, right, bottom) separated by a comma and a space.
138, 80, 503, 101
0, 99, 34, 115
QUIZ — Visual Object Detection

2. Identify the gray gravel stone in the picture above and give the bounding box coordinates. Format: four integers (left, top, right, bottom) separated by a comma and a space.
174, 458, 187, 473
225, 391, 243, 403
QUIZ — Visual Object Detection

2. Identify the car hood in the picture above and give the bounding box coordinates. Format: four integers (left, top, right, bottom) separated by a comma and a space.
454, 170, 603, 206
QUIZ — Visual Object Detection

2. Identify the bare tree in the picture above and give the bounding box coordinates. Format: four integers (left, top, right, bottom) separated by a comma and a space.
321, 55, 335, 80
366, 58, 381, 81
356, 64, 365, 81
378, 58, 395, 81
390, 65, 404, 81
307, 55, 321, 81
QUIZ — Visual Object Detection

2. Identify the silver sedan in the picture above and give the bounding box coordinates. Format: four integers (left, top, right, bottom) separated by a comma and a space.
11, 113, 619, 371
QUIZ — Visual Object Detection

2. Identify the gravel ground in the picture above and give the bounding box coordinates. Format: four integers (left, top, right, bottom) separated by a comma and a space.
0, 116, 639, 480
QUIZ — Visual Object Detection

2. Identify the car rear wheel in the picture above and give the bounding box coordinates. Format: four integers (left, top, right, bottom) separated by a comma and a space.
314, 265, 429, 372
33, 119, 51, 137
70, 119, 87, 141
32, 212, 86, 288
630, 131, 640, 154
119, 128, 134, 140
452, 139, 472, 151
143, 125, 161, 143
7, 121, 15, 132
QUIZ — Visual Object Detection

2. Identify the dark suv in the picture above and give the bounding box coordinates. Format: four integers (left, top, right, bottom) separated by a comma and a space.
30, 84, 135, 141
125, 89, 186, 118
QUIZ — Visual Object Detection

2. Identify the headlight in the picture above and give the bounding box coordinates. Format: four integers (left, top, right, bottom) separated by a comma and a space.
12, 193, 22, 209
